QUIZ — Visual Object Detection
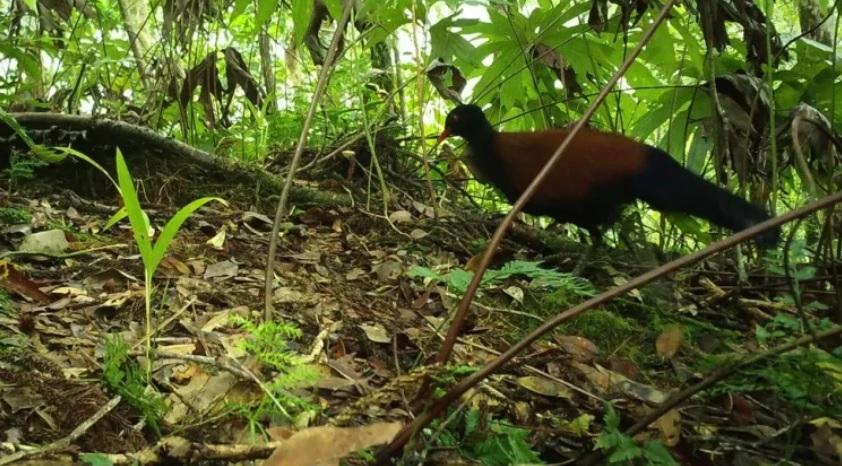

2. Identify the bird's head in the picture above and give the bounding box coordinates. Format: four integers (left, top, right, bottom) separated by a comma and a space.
438, 104, 493, 143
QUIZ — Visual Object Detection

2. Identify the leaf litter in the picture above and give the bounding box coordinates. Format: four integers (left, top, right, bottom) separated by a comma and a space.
0, 169, 840, 465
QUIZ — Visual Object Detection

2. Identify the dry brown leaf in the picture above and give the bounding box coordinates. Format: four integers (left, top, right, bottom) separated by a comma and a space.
653, 409, 681, 447
607, 357, 640, 380
554, 335, 599, 363
655, 325, 683, 359
263, 422, 403, 466
516, 375, 573, 399
426, 59, 466, 103
464, 253, 483, 272
0, 262, 51, 303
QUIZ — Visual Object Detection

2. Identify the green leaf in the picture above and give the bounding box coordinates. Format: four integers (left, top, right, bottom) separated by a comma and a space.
255, 0, 277, 29
103, 207, 128, 231
231, 0, 251, 22
115, 149, 154, 265
149, 196, 226, 276
643, 440, 679, 465
323, 0, 343, 20
292, 0, 315, 46
80, 453, 114, 466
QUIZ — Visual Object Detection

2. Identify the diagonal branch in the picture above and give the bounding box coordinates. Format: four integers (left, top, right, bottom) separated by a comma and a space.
263, 0, 355, 321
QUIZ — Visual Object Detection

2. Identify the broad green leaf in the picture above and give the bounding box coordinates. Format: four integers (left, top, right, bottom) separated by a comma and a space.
292, 0, 315, 46
231, 0, 251, 22
115, 149, 153, 264
149, 196, 227, 275
324, 0, 342, 20
255, 0, 277, 29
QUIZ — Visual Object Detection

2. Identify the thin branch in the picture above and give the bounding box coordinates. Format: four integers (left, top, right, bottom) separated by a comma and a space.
0, 395, 122, 466
263, 0, 355, 321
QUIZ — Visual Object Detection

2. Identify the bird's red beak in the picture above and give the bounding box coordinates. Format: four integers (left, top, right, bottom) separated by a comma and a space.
437, 128, 451, 144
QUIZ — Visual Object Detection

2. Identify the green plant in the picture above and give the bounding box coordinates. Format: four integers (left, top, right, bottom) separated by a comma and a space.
4, 153, 48, 186
114, 148, 226, 378
432, 409, 542, 466
102, 335, 166, 432
408, 260, 594, 297
0, 207, 32, 225
595, 404, 677, 465
704, 347, 842, 415
230, 316, 320, 424
0, 289, 13, 317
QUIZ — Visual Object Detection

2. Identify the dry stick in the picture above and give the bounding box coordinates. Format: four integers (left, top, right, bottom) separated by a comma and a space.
0, 394, 122, 466
577, 324, 842, 465
433, 0, 679, 380
375, 191, 842, 463
263, 0, 354, 321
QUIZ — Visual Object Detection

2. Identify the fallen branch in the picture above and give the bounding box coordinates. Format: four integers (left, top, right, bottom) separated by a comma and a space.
0, 395, 121, 466
8, 436, 285, 465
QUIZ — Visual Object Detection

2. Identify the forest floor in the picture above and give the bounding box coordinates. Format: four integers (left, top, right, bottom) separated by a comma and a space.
1, 147, 841, 465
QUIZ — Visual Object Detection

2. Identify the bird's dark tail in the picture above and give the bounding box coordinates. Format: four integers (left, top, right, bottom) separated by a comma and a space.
632, 147, 779, 247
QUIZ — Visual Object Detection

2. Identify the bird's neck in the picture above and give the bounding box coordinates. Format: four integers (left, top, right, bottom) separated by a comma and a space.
462, 129, 512, 193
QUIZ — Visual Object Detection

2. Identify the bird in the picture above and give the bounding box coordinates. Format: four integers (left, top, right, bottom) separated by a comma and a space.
437, 104, 779, 256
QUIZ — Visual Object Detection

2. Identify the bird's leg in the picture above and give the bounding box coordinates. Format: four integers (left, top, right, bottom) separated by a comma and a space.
572, 228, 602, 275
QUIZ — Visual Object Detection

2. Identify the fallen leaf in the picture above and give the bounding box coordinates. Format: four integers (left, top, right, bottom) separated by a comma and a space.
655, 325, 683, 359
388, 210, 413, 223
374, 261, 403, 281
607, 357, 640, 380
503, 286, 523, 303
653, 409, 681, 447
206, 228, 227, 250
554, 335, 599, 363
0, 262, 51, 303
516, 375, 573, 399
204, 260, 239, 279
360, 323, 390, 344
263, 422, 403, 466
409, 228, 428, 240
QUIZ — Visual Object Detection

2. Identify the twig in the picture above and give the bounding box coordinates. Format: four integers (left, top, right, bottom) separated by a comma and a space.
376, 190, 842, 463
0, 394, 122, 466
263, 0, 354, 321
19, 436, 286, 465
576, 324, 842, 465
